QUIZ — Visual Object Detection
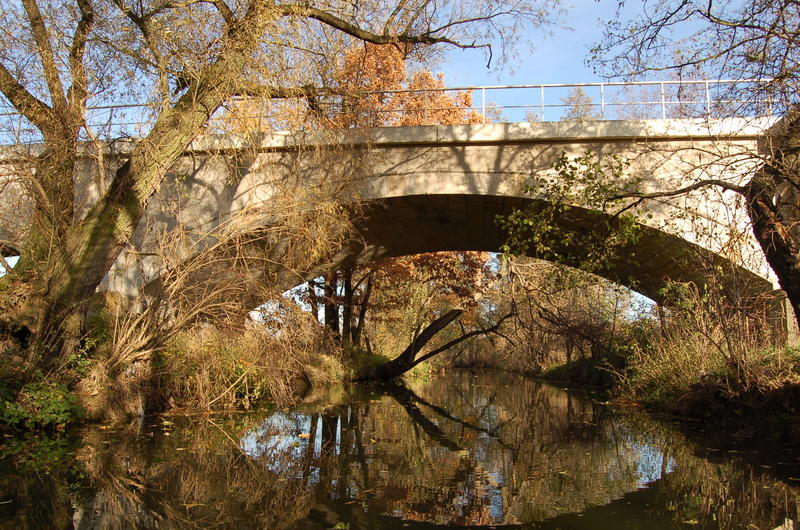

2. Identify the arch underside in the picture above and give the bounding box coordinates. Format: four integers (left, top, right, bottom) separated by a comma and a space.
137, 192, 773, 310
330, 194, 773, 304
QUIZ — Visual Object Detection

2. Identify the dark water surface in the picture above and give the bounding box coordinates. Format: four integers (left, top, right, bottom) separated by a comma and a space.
1, 371, 799, 529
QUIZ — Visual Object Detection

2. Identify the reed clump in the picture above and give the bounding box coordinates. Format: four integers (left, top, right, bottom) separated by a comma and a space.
155, 306, 345, 410
618, 283, 800, 435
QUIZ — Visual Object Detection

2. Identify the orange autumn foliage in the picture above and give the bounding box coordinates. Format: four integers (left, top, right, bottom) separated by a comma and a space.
329, 43, 484, 128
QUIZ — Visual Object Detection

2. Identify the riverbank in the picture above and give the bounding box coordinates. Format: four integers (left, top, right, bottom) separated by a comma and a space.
534, 343, 800, 452
0, 320, 348, 430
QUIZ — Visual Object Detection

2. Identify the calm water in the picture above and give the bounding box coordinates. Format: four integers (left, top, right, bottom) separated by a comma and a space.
1, 371, 799, 529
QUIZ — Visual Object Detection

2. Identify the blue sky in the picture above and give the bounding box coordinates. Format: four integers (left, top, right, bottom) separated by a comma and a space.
434, 1, 649, 122
440, 1, 628, 86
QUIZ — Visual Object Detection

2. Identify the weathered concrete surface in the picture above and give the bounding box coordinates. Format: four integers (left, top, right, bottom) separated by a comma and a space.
0, 117, 781, 306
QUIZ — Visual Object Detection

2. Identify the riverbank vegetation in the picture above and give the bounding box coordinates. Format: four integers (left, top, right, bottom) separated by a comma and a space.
2, 0, 800, 462
444, 254, 800, 441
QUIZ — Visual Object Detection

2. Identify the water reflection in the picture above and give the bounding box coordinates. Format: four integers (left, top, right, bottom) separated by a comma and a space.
1, 372, 798, 529
243, 375, 677, 527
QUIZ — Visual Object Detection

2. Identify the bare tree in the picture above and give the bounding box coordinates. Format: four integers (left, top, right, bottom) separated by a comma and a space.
561, 86, 601, 121
0, 0, 564, 363
591, 0, 800, 328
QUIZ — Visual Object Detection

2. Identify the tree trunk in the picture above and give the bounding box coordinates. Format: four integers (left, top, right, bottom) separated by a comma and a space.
324, 271, 340, 336
745, 167, 800, 329
352, 272, 372, 347
308, 281, 320, 322
354, 310, 514, 381
342, 268, 353, 345
355, 309, 463, 380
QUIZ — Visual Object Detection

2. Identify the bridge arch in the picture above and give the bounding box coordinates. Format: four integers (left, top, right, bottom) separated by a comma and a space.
327, 193, 774, 305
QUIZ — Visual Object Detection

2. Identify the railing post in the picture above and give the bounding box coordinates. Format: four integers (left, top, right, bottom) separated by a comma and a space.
660, 82, 666, 119
600, 83, 605, 120
540, 85, 545, 122
705, 80, 711, 116
481, 88, 486, 124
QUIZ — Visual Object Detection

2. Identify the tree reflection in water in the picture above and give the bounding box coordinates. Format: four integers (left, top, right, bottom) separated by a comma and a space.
0, 372, 798, 529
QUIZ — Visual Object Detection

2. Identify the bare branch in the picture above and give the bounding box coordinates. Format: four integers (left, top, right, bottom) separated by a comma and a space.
0, 253, 12, 273
67, 0, 95, 109
232, 82, 345, 100
110, 0, 172, 104
0, 63, 53, 132
607, 178, 746, 203
382, 0, 411, 35
411, 311, 514, 368
208, 0, 235, 25
139, 0, 235, 24
21, 0, 67, 110
279, 4, 488, 50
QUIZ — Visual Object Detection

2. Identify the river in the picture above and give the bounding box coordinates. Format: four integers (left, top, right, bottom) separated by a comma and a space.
1, 371, 798, 528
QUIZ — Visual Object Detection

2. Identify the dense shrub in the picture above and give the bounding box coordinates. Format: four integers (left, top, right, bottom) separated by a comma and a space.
0, 381, 84, 428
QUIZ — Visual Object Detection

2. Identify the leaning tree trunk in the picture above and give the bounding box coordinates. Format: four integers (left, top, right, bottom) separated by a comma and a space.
745, 112, 800, 332
353, 310, 514, 381
355, 309, 463, 380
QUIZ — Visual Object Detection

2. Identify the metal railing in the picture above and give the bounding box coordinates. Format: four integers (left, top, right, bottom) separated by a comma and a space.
0, 79, 777, 144
349, 78, 776, 124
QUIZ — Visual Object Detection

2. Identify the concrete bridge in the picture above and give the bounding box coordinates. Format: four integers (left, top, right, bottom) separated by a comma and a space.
0, 117, 785, 317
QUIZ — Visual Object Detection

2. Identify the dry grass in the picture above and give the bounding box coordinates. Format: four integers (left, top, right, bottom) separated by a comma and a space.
620, 283, 798, 408
155, 302, 345, 410
71, 138, 360, 420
